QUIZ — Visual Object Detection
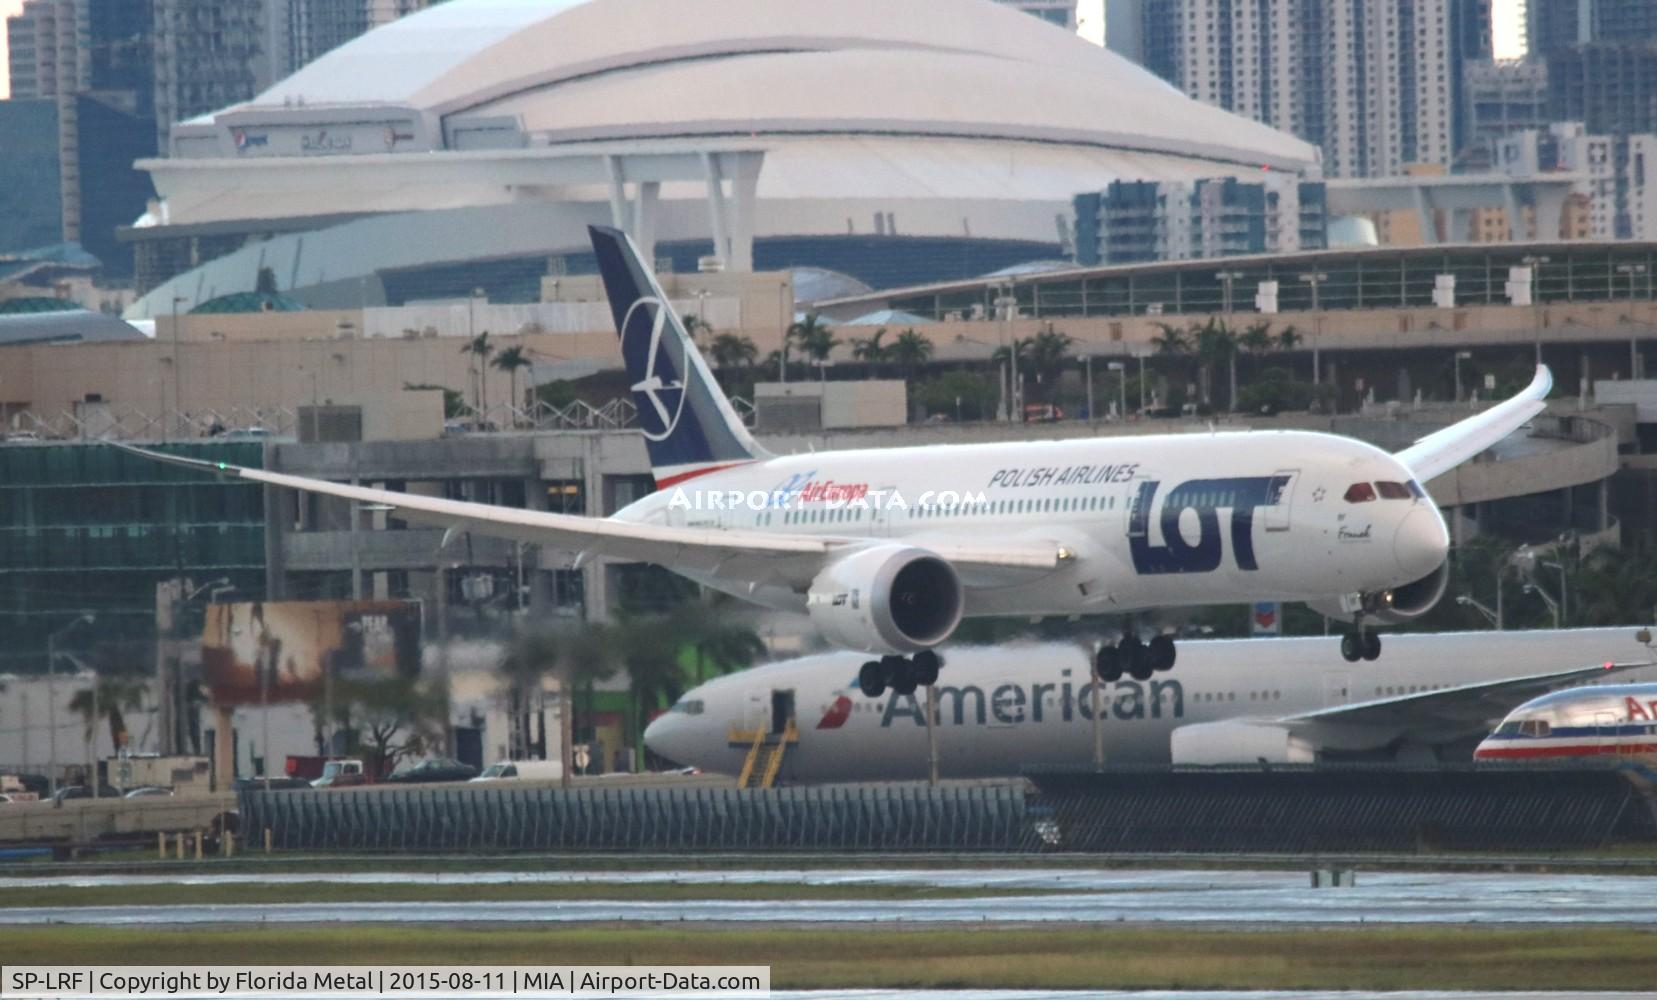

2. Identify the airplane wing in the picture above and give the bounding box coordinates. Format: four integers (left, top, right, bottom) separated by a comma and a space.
1277, 658, 1650, 733
115, 445, 1063, 585
1395, 365, 1552, 482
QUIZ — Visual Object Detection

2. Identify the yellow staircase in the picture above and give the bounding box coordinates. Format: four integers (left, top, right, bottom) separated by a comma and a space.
730, 720, 799, 789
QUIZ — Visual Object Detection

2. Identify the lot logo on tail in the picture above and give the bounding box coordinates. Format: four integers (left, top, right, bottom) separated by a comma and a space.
621, 296, 686, 441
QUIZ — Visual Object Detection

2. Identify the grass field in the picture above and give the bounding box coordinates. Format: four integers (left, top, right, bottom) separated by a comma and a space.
7, 925, 1657, 990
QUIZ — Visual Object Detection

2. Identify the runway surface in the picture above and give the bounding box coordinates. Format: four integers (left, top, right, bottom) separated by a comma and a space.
7, 868, 1657, 926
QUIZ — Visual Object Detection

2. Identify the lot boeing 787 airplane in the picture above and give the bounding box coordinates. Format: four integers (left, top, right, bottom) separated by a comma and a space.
127, 226, 1552, 697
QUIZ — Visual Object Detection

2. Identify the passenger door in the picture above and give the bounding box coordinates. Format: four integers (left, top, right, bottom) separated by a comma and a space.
1264, 469, 1298, 533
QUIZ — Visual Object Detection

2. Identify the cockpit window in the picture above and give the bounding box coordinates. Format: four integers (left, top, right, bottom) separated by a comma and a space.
1343, 482, 1377, 503
1520, 720, 1551, 737
1375, 481, 1412, 500
1495, 721, 1521, 737
670, 699, 704, 715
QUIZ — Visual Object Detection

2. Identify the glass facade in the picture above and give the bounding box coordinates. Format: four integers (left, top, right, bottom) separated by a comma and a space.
0, 441, 267, 674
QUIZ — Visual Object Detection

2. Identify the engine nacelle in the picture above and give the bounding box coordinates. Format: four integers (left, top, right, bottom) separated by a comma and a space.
1169, 721, 1316, 766
1306, 559, 1450, 625
805, 544, 964, 654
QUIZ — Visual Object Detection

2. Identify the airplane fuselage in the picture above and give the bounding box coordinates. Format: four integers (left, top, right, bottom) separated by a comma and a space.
617, 428, 1448, 618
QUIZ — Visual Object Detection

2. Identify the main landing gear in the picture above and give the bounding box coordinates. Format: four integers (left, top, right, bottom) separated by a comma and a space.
1094, 632, 1176, 683
858, 649, 942, 697
1339, 629, 1382, 663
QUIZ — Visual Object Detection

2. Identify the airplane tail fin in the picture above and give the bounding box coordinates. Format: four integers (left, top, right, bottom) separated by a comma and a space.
588, 225, 768, 487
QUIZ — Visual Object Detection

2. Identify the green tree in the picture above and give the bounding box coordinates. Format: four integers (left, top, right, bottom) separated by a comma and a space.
787, 313, 839, 375
491, 345, 533, 418
1572, 537, 1657, 626
914, 370, 998, 421
1236, 366, 1313, 415
68, 671, 150, 755
460, 332, 494, 418
849, 327, 891, 368
708, 332, 759, 371
330, 675, 448, 778
1193, 317, 1239, 410
888, 328, 934, 381
255, 267, 279, 296
1021, 326, 1074, 403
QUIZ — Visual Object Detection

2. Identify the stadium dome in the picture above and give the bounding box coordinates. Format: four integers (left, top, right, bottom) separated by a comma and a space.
130, 0, 1319, 318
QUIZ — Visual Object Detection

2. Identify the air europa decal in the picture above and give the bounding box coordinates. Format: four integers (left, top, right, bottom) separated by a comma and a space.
771, 471, 870, 504
1129, 475, 1291, 574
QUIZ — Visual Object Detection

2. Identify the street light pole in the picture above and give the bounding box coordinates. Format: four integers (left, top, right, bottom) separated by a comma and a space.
170, 295, 186, 439
1522, 255, 1550, 367
1617, 263, 1648, 378
1080, 354, 1094, 421
1108, 361, 1126, 421
45, 612, 95, 797
1454, 350, 1472, 403
1298, 272, 1327, 385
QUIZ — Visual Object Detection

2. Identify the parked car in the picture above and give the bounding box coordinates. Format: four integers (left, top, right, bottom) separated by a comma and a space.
310, 759, 368, 788
386, 757, 479, 784
470, 760, 563, 782
123, 786, 174, 798
50, 785, 119, 803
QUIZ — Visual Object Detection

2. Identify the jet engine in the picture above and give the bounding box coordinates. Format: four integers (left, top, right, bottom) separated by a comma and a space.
1169, 721, 1316, 766
805, 544, 963, 655
1308, 560, 1450, 625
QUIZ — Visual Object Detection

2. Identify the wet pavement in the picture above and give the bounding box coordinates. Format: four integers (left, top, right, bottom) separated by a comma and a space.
5, 868, 1657, 926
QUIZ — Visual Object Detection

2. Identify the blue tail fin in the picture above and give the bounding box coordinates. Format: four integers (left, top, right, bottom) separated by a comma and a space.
589, 225, 767, 486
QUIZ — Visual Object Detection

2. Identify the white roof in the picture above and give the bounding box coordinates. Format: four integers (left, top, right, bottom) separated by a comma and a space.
231, 0, 1316, 171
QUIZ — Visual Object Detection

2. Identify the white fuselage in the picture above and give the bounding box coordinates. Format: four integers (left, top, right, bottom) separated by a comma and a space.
617, 429, 1449, 618
1476, 684, 1657, 761
646, 629, 1657, 782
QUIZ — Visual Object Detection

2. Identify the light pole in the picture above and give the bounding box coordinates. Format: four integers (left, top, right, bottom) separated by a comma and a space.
1456, 593, 1500, 629
1454, 350, 1472, 403
1524, 583, 1560, 629
46, 612, 95, 797
1522, 255, 1550, 366
778, 281, 790, 383
1541, 559, 1568, 626
1108, 360, 1126, 421
170, 295, 187, 439
1298, 272, 1327, 385
994, 286, 1017, 422
1617, 263, 1648, 378
1216, 270, 1244, 317
1079, 353, 1094, 421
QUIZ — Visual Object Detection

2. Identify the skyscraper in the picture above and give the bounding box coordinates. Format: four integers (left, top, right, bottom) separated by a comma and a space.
1130, 0, 1492, 178
1527, 0, 1657, 58
994, 0, 1078, 30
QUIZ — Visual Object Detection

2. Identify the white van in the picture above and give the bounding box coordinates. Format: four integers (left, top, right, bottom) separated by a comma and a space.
470, 760, 564, 782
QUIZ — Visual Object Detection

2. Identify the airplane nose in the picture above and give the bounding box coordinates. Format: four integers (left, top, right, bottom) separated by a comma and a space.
1394, 505, 1450, 580
643, 712, 693, 767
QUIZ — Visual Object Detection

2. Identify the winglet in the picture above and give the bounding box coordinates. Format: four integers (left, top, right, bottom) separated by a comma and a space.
1396, 364, 1552, 482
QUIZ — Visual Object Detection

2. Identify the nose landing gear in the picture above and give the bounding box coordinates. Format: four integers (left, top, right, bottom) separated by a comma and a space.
858, 649, 945, 697
1095, 632, 1177, 682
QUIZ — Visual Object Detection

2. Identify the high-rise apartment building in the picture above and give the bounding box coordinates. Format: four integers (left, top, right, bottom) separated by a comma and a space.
1528, 0, 1657, 58
995, 0, 1078, 31
1130, 0, 1490, 178
1074, 175, 1328, 266
1461, 60, 1550, 167
272, 0, 441, 80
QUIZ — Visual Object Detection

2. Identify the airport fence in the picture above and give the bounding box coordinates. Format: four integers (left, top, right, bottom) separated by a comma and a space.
240, 781, 1034, 853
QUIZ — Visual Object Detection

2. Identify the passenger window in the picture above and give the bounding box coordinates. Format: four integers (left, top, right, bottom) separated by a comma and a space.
1344, 482, 1377, 503
1376, 481, 1411, 500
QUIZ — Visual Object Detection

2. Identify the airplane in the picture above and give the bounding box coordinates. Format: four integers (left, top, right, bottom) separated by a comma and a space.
1476, 682, 1657, 762
648, 628, 1657, 781
121, 225, 1553, 698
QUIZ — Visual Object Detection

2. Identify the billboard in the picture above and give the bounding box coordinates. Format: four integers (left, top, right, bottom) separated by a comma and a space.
201, 600, 423, 705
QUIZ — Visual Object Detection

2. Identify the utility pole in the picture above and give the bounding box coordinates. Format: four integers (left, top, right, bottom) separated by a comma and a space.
1298, 272, 1327, 386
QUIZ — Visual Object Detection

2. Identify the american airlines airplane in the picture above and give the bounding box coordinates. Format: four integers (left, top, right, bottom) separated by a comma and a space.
125, 226, 1552, 697
648, 629, 1657, 781
1476, 681, 1657, 761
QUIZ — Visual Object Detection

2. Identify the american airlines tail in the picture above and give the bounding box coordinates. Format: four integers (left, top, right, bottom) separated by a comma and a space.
589, 225, 770, 488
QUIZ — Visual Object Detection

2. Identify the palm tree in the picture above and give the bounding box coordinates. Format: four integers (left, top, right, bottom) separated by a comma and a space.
888, 328, 934, 381
491, 345, 533, 422
460, 332, 494, 418
1193, 317, 1239, 410
68, 672, 150, 757
1275, 324, 1303, 352
1238, 320, 1275, 372
708, 332, 759, 371
850, 327, 891, 369
682, 313, 712, 346
1022, 326, 1074, 403
787, 313, 838, 378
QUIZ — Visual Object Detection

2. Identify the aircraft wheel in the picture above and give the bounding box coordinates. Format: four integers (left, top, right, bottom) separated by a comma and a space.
1094, 645, 1123, 683
858, 660, 886, 698
888, 656, 919, 696
1339, 633, 1362, 663
1148, 634, 1177, 672
1123, 637, 1154, 681
1361, 631, 1382, 661
912, 649, 942, 686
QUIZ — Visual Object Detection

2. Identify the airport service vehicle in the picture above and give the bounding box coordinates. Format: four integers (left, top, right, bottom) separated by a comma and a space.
470, 760, 564, 782
1476, 683, 1657, 761
123, 786, 174, 798
124, 227, 1551, 696
646, 628, 1657, 780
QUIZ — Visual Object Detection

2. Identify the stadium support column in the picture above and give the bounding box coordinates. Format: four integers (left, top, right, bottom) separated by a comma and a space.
633, 181, 659, 269
727, 153, 763, 273
702, 152, 733, 270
